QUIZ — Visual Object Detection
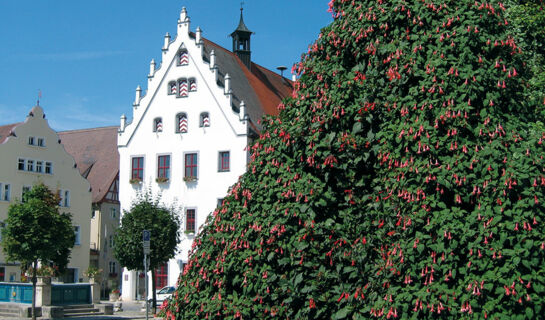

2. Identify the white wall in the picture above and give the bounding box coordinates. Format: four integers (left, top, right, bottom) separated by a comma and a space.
118, 7, 249, 300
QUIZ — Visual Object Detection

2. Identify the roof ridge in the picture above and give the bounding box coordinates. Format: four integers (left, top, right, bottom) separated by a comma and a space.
58, 125, 119, 134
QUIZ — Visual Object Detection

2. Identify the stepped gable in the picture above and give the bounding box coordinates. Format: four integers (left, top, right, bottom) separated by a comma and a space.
0, 123, 22, 144
58, 126, 119, 203
203, 38, 293, 129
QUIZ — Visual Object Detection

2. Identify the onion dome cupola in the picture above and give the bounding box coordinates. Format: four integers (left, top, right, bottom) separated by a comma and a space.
230, 7, 253, 69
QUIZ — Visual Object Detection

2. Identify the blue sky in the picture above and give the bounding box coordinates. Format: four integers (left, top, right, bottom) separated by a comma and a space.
0, 1, 332, 131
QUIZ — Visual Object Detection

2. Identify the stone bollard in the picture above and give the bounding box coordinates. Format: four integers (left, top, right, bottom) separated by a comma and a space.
36, 276, 52, 307
96, 303, 114, 315
90, 279, 101, 304
41, 306, 63, 319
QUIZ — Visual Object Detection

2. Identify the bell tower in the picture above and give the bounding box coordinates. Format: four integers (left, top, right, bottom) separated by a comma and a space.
230, 7, 253, 69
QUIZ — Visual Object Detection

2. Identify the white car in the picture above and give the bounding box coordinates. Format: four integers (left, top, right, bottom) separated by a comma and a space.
148, 286, 176, 306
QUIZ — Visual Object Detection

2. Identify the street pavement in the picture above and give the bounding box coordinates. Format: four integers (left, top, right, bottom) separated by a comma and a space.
0, 300, 162, 320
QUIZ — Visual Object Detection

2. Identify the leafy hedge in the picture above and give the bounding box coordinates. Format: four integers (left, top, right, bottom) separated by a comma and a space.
164, 0, 545, 318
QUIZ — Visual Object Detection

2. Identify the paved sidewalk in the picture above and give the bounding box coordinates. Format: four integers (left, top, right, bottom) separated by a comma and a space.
63, 300, 162, 319
0, 300, 163, 320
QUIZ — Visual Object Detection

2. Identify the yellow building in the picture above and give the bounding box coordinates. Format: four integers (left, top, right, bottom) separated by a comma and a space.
0, 105, 91, 282
59, 126, 121, 297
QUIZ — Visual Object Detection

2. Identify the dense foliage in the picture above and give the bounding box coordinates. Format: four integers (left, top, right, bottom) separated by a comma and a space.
166, 0, 545, 318
2, 183, 75, 320
114, 191, 180, 310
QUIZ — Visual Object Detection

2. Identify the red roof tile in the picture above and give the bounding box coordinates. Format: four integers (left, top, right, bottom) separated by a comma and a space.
58, 126, 119, 204
203, 38, 293, 130
0, 123, 22, 144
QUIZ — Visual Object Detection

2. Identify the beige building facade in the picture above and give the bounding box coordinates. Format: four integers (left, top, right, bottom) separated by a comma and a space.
59, 126, 121, 297
0, 105, 91, 282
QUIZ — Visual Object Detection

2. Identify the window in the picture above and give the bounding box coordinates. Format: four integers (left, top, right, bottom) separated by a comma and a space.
2, 184, 10, 201
178, 50, 189, 66
154, 118, 163, 132
22, 186, 31, 202
217, 198, 224, 208
26, 160, 34, 172
74, 226, 81, 245
189, 78, 197, 92
105, 178, 119, 202
109, 261, 117, 274
157, 155, 170, 179
199, 112, 210, 127
218, 151, 230, 172
155, 263, 168, 289
0, 267, 4, 282
36, 161, 43, 173
184, 153, 198, 179
63, 190, 70, 207
28, 136, 35, 145
178, 79, 188, 97
59, 190, 70, 207
37, 138, 45, 147
176, 113, 188, 133
168, 81, 177, 95
45, 162, 52, 174
186, 209, 196, 233
61, 268, 77, 283
18, 159, 25, 171
110, 207, 117, 219
109, 235, 114, 248
131, 157, 144, 180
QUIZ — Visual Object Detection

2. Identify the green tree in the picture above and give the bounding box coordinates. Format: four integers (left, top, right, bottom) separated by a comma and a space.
165, 0, 545, 319
506, 0, 545, 112
2, 184, 75, 320
113, 191, 180, 313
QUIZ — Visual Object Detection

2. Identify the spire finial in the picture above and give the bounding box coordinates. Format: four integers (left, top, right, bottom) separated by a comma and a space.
240, 1, 245, 12
37, 89, 42, 106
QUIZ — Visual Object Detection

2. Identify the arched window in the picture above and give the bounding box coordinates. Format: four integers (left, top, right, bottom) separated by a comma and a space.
199, 112, 210, 127
189, 78, 197, 92
178, 50, 189, 66
153, 118, 163, 132
178, 79, 188, 97
176, 113, 188, 133
168, 81, 177, 95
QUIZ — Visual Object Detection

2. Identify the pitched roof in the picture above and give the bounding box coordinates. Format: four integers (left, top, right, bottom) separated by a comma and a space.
0, 122, 22, 144
231, 10, 253, 35
58, 126, 119, 204
202, 38, 293, 131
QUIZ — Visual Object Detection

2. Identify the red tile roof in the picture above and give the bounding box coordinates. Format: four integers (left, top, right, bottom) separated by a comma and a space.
58, 126, 119, 204
203, 38, 293, 130
0, 123, 22, 144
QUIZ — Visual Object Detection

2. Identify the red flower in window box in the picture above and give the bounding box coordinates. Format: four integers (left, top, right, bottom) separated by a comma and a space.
109, 272, 118, 278
129, 178, 142, 184
155, 177, 169, 183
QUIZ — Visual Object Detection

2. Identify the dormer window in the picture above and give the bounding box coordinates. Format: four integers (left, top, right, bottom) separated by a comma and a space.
178, 50, 189, 66
154, 118, 163, 132
199, 112, 210, 127
189, 78, 197, 92
168, 82, 177, 95
176, 113, 188, 133
178, 79, 188, 97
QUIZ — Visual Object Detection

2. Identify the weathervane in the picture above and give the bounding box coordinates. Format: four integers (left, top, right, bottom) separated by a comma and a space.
37, 90, 42, 106
240, 1, 245, 12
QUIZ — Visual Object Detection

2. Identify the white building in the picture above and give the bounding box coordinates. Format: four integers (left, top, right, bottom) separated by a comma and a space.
117, 7, 292, 300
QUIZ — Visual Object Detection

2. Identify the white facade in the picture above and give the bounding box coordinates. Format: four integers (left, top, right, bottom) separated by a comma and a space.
118, 8, 253, 301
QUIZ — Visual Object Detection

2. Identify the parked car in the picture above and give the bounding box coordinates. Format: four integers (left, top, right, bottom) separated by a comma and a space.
148, 286, 176, 306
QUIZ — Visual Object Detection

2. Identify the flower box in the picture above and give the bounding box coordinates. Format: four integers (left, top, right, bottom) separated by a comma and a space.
183, 176, 197, 182
156, 177, 169, 183
129, 178, 142, 184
